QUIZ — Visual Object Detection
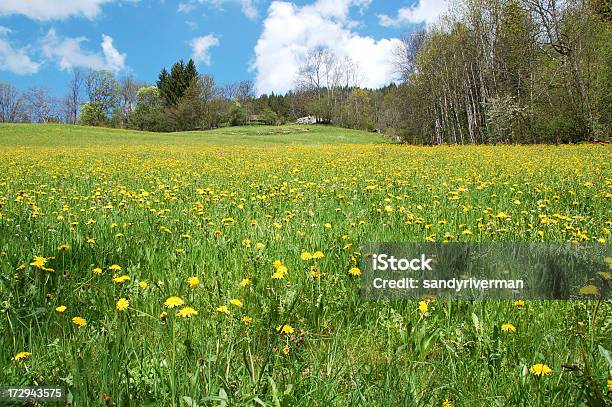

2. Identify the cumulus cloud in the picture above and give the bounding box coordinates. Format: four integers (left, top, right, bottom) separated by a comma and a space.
0, 26, 40, 74
190, 34, 220, 65
178, 0, 259, 20
378, 0, 448, 27
0, 0, 136, 21
41, 29, 126, 72
253, 0, 401, 95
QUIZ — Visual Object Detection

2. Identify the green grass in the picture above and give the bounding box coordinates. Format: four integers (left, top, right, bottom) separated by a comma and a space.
0, 123, 388, 147
0, 126, 610, 406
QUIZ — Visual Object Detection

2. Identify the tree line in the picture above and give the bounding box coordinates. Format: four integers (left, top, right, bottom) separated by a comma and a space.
0, 0, 609, 143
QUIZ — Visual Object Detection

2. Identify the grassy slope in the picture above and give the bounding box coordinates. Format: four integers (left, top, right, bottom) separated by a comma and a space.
0, 123, 388, 147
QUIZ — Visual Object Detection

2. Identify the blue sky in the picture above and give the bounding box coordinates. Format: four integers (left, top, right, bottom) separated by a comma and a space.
0, 0, 447, 97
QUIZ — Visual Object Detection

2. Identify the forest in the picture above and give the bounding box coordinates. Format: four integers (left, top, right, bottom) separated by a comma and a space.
0, 0, 610, 144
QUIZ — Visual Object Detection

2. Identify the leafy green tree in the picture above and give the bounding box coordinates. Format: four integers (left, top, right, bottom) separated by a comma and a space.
157, 59, 198, 107
79, 102, 107, 126
228, 102, 247, 126
261, 107, 279, 125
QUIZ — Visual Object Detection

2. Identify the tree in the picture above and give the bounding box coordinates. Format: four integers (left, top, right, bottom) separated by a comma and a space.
118, 73, 139, 127
261, 107, 279, 125
63, 68, 83, 124
0, 83, 24, 123
25, 86, 53, 123
84, 70, 119, 124
228, 102, 247, 126
157, 59, 198, 106
79, 102, 107, 126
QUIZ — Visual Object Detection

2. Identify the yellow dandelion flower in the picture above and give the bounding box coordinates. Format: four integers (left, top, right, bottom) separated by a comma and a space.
55, 305, 67, 313
92, 267, 103, 275
58, 244, 70, 252
72, 316, 87, 327
230, 299, 243, 308
187, 276, 200, 288
276, 324, 294, 334
272, 271, 285, 280
139, 281, 148, 289
163, 296, 184, 308
177, 307, 198, 318
273, 260, 283, 269
530, 363, 552, 377
418, 301, 428, 314
116, 298, 129, 312
242, 316, 253, 325
312, 251, 324, 259
607, 379, 612, 393
283, 345, 290, 355
300, 251, 313, 261
442, 399, 453, 407
501, 323, 516, 333
216, 305, 230, 315
109, 264, 122, 271
13, 351, 31, 362
175, 248, 185, 254
112, 274, 130, 284
240, 278, 251, 287
160, 311, 168, 320
514, 300, 525, 308
348, 267, 361, 276
255, 242, 265, 250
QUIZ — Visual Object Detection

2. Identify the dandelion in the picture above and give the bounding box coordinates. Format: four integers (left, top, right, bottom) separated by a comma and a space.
112, 274, 130, 284
92, 267, 103, 275
116, 298, 129, 312
187, 276, 200, 288
418, 301, 428, 314
276, 324, 294, 335
442, 399, 453, 407
242, 316, 253, 325
177, 307, 198, 318
139, 281, 148, 289
216, 305, 230, 315
607, 379, 612, 393
109, 264, 122, 272
301, 251, 313, 261
240, 278, 251, 287
13, 352, 31, 362
273, 260, 283, 269
230, 299, 243, 308
514, 300, 525, 308
501, 323, 516, 333
72, 316, 87, 327
312, 251, 324, 259
348, 267, 361, 276
58, 244, 70, 252
175, 248, 185, 254
283, 345, 290, 355
276, 265, 288, 274
160, 311, 168, 321
55, 305, 67, 313
530, 363, 552, 377
272, 271, 285, 280
30, 256, 54, 272
163, 296, 184, 308
255, 242, 265, 250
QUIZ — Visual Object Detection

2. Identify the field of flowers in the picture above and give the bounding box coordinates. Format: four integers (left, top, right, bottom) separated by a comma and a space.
0, 127, 611, 406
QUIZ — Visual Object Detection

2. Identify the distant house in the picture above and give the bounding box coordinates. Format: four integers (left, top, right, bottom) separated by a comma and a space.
296, 116, 317, 125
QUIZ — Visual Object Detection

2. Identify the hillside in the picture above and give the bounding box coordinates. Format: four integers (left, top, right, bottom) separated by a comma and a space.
0, 124, 388, 147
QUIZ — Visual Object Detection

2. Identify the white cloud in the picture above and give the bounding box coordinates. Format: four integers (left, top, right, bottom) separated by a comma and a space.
41, 29, 126, 72
0, 0, 136, 21
190, 34, 220, 65
179, 0, 259, 20
0, 27, 40, 74
378, 0, 448, 27
253, 0, 401, 95
101, 34, 126, 71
